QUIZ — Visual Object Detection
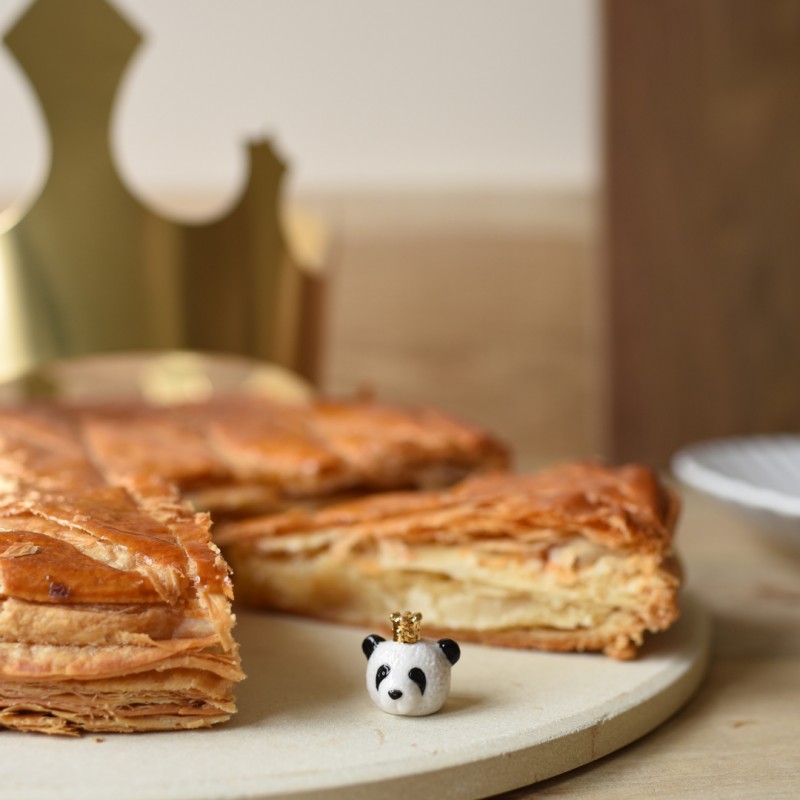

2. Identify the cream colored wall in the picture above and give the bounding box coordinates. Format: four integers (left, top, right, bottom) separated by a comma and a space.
304, 189, 602, 463
0, 0, 598, 214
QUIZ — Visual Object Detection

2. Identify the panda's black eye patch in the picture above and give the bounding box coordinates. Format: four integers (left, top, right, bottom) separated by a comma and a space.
408, 667, 426, 695
375, 664, 390, 691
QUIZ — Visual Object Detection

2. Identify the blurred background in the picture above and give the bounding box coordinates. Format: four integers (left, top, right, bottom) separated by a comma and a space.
0, 0, 798, 468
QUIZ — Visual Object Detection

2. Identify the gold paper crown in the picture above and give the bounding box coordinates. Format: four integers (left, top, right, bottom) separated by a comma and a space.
0, 0, 324, 385
390, 611, 422, 644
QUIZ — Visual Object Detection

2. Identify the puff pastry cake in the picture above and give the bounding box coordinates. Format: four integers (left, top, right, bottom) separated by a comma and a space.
217, 462, 681, 660
0, 395, 505, 734
0, 407, 243, 735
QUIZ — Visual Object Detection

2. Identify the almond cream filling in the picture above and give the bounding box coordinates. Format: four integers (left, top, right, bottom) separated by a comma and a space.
238, 532, 670, 634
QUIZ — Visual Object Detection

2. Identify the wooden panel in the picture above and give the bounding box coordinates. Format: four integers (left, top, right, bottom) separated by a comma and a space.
604, 0, 800, 465
307, 191, 600, 464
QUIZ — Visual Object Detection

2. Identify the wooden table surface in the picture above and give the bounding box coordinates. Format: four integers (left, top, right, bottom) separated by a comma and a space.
496, 485, 800, 799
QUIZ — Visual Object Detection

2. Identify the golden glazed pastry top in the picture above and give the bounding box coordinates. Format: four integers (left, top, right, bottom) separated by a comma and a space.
77, 395, 510, 498
0, 405, 232, 633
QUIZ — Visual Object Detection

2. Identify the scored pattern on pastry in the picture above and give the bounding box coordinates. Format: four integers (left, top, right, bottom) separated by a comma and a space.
77, 396, 510, 515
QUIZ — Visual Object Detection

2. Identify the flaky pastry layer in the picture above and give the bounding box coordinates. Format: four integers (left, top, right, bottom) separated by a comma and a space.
0, 406, 243, 735
218, 463, 681, 659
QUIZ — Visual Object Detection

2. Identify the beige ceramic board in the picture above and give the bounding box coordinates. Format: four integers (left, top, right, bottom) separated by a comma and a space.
2, 594, 709, 800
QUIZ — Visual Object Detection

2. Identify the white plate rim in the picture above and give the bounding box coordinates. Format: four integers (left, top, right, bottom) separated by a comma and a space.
671, 435, 800, 518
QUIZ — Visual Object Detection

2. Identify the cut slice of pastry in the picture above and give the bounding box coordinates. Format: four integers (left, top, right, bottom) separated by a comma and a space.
216, 463, 681, 659
77, 396, 509, 517
0, 407, 244, 735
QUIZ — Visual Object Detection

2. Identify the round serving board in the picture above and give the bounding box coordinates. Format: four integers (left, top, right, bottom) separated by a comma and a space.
2, 595, 709, 800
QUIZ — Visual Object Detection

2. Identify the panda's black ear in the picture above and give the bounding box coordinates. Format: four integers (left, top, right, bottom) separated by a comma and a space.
438, 639, 461, 666
362, 634, 385, 659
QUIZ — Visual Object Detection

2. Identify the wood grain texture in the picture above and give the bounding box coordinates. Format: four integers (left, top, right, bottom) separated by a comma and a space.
604, 0, 800, 465
308, 191, 601, 465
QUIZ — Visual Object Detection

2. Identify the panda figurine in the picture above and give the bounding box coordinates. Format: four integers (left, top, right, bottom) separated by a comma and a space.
362, 612, 460, 716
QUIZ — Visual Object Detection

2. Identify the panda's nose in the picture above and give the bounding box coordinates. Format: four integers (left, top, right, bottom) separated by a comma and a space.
388, 689, 403, 700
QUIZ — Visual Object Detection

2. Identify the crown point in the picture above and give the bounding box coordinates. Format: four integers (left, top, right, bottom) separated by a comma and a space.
390, 611, 422, 644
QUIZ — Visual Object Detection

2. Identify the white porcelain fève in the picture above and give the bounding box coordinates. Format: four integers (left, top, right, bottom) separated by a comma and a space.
363, 635, 461, 716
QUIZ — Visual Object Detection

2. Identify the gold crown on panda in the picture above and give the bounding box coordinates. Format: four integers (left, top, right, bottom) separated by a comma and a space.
390, 611, 423, 644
